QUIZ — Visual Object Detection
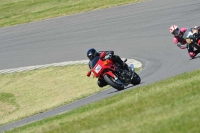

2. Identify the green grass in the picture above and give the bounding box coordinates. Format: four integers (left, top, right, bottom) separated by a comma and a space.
0, 64, 140, 126
0, 0, 143, 28
0, 64, 110, 126
5, 68, 200, 133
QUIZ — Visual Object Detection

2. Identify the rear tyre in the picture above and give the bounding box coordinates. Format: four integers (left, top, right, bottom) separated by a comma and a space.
104, 75, 124, 91
131, 73, 141, 85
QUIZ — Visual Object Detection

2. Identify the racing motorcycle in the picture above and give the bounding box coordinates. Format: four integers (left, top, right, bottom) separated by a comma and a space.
183, 27, 200, 55
86, 51, 141, 91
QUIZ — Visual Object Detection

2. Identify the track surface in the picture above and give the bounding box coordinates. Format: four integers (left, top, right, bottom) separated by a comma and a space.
1, 0, 200, 132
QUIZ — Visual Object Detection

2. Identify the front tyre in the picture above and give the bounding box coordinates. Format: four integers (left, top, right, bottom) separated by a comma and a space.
131, 73, 141, 85
104, 75, 124, 91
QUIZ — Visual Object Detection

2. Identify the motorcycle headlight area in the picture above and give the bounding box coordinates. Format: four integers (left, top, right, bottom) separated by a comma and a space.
94, 64, 102, 73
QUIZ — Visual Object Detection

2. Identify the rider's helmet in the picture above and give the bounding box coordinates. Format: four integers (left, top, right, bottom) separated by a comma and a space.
170, 25, 180, 36
87, 48, 97, 61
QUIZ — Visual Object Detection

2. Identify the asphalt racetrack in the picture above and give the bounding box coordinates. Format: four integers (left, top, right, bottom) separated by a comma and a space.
0, 0, 200, 132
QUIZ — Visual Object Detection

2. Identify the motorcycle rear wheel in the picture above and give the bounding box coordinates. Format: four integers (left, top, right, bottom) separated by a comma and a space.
104, 74, 124, 91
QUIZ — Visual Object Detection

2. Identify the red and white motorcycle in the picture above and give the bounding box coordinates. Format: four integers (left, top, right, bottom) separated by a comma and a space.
87, 52, 141, 91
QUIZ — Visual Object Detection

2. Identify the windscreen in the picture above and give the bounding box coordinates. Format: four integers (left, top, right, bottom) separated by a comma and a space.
90, 56, 100, 68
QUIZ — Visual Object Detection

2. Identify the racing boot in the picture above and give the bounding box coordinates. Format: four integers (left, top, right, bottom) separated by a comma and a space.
193, 50, 200, 58
191, 43, 200, 52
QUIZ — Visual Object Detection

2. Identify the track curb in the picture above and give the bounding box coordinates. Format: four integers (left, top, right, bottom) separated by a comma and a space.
0, 58, 142, 74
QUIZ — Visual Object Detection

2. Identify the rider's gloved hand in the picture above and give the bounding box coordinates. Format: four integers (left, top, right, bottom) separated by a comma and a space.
108, 51, 114, 56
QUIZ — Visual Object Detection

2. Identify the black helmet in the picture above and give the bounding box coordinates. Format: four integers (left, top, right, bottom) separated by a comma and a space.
87, 48, 97, 61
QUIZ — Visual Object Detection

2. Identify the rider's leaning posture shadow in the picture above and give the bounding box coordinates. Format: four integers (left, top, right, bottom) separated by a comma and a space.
124, 81, 144, 89
108, 81, 145, 94
189, 55, 200, 60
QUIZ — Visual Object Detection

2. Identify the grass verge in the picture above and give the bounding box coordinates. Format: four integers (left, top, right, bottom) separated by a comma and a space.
5, 68, 200, 133
0, 64, 108, 126
0, 0, 143, 28
0, 64, 140, 126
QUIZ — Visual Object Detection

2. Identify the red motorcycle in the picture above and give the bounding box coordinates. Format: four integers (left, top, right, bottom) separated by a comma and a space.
86, 52, 141, 91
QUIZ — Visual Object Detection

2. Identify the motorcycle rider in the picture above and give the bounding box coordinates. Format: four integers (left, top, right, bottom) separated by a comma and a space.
169, 25, 200, 59
87, 48, 131, 88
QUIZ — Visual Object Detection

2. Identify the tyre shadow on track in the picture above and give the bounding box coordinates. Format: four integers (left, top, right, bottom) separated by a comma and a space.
189, 56, 200, 60
107, 82, 145, 94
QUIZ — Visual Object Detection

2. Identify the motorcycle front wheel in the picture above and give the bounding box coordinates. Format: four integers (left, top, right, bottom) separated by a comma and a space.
131, 72, 141, 85
104, 74, 124, 91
